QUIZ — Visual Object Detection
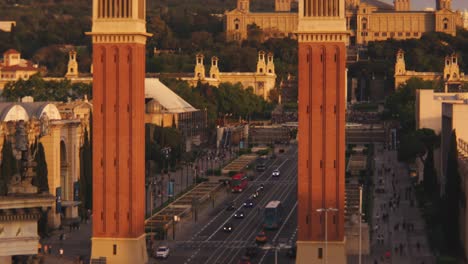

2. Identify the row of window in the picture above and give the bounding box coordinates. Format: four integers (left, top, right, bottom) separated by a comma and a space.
360, 32, 420, 37
0, 74, 29, 79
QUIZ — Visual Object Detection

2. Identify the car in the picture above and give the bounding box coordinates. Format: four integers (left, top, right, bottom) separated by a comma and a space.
255, 231, 267, 244
234, 211, 245, 219
272, 169, 280, 177
252, 191, 259, 199
257, 184, 264, 192
223, 222, 234, 232
245, 245, 259, 258
155, 246, 170, 259
243, 199, 254, 208
239, 255, 251, 264
226, 202, 236, 211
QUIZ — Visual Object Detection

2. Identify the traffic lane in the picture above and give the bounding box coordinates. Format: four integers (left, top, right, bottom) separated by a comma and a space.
204, 167, 298, 264
201, 158, 298, 241
225, 174, 298, 264
192, 157, 290, 239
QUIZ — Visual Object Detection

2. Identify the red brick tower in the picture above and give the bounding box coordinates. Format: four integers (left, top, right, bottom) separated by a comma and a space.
88, 0, 151, 263
296, 0, 348, 263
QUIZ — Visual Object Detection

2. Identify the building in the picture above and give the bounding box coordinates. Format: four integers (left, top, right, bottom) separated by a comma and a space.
145, 78, 207, 151
296, 0, 347, 263
0, 49, 39, 89
0, 21, 15, 32
88, 0, 149, 262
415, 89, 468, 134
457, 138, 468, 262
182, 51, 277, 100
395, 49, 468, 89
462, 9, 468, 29
225, 0, 462, 45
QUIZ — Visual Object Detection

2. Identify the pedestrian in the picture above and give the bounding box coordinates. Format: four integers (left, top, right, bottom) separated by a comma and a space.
44, 244, 48, 255
59, 248, 64, 257
49, 245, 53, 254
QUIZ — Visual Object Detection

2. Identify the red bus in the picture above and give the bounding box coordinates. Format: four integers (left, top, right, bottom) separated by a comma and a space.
231, 173, 248, 193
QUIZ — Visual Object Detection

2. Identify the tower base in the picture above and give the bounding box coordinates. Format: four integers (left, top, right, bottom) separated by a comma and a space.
296, 239, 347, 264
91, 234, 148, 264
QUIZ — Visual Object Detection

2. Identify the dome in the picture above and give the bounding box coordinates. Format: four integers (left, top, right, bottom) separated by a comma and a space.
146, 99, 163, 114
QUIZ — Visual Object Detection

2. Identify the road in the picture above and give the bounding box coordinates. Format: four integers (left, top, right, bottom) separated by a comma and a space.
160, 144, 298, 264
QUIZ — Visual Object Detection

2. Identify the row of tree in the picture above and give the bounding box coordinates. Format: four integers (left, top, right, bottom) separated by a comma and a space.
2, 75, 92, 102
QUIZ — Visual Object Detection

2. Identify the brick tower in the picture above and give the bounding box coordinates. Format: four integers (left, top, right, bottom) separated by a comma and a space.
88, 0, 151, 263
296, 0, 348, 263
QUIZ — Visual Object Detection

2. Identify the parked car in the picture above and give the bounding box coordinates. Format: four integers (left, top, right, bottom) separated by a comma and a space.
155, 246, 170, 259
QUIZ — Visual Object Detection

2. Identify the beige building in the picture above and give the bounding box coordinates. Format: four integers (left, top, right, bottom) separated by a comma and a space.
0, 21, 15, 32
462, 10, 468, 29
395, 49, 468, 89
0, 49, 39, 90
144, 78, 207, 151
225, 0, 462, 45
183, 51, 277, 100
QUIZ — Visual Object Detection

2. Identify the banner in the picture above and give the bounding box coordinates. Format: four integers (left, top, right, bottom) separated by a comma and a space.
73, 181, 80, 201
56, 187, 62, 213
167, 181, 174, 197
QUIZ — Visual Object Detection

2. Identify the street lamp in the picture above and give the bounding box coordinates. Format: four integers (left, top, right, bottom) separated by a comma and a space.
172, 215, 180, 240
358, 186, 364, 264
316, 207, 339, 264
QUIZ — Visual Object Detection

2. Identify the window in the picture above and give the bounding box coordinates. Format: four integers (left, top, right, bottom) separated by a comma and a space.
443, 18, 448, 30
413, 32, 418, 37
361, 18, 368, 30
382, 32, 387, 37
113, 244, 117, 255
234, 18, 240, 30
363, 8, 366, 13
318, 248, 323, 259
390, 32, 395, 37
374, 32, 379, 37
398, 32, 403, 37
406, 32, 410, 37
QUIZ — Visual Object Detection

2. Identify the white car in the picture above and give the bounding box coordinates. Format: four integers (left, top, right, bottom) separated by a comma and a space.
155, 246, 170, 259
272, 169, 280, 177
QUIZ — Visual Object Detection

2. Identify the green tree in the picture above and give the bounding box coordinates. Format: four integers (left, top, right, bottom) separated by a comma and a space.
443, 130, 462, 255
0, 139, 18, 195
33, 142, 49, 193
79, 124, 92, 212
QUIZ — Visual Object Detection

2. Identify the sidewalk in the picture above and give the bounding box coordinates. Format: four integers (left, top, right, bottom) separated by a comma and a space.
365, 144, 435, 264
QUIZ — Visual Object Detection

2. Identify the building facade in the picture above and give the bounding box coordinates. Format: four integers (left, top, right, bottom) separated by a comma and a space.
296, 0, 347, 263
0, 49, 39, 89
395, 49, 468, 89
225, 0, 462, 45
88, 0, 150, 262
183, 51, 277, 100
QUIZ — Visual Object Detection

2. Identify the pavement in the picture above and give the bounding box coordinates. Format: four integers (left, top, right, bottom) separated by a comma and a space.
361, 143, 435, 264
37, 148, 234, 264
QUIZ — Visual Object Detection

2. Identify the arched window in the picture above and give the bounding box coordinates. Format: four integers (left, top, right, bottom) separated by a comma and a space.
361, 18, 368, 30
443, 18, 448, 30
234, 18, 240, 30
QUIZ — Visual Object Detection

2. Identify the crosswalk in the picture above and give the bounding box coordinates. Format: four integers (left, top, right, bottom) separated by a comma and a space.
177, 240, 253, 249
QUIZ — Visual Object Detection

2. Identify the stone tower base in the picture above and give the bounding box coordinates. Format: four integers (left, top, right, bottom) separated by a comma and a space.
296, 239, 347, 264
91, 234, 148, 264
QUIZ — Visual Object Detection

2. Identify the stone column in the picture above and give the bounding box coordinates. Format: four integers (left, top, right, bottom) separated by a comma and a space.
40, 123, 63, 228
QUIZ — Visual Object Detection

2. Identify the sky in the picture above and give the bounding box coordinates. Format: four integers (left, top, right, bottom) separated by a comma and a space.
380, 0, 468, 10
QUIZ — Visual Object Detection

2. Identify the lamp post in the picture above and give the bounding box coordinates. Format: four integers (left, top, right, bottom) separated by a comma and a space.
358, 186, 364, 264
316, 207, 338, 264
172, 215, 180, 240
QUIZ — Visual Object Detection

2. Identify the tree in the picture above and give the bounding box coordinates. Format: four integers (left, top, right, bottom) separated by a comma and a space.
33, 142, 49, 193
442, 130, 462, 254
0, 139, 18, 195
79, 124, 92, 212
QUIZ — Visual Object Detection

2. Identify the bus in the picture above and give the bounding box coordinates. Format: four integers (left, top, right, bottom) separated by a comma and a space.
264, 200, 283, 229
231, 172, 248, 192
